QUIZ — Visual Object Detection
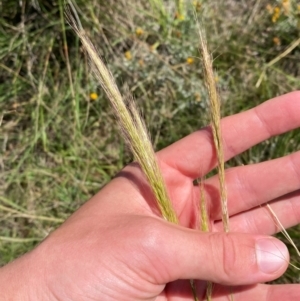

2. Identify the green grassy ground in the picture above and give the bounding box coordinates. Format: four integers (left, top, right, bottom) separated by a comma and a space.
1, 0, 300, 283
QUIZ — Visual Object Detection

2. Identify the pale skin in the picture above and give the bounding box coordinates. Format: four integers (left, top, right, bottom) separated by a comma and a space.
1, 92, 300, 300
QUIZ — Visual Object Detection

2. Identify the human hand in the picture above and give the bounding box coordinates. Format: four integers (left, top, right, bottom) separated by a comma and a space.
1, 92, 300, 300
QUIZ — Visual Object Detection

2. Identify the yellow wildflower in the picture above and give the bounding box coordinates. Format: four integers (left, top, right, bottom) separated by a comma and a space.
194, 93, 201, 102
186, 57, 194, 65
273, 37, 281, 46
274, 6, 280, 13
272, 14, 279, 23
124, 51, 132, 60
90, 92, 98, 101
175, 12, 185, 21
192, 0, 201, 11
272, 6, 280, 22
298, 4, 300, 11
138, 59, 145, 67
135, 28, 144, 37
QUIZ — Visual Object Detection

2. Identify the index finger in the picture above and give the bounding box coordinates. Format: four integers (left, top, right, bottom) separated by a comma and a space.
158, 91, 300, 178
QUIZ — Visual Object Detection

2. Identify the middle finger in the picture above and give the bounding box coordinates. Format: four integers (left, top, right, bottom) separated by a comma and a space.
197, 151, 300, 220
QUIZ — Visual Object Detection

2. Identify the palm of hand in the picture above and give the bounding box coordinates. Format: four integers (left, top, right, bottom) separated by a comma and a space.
35, 93, 300, 301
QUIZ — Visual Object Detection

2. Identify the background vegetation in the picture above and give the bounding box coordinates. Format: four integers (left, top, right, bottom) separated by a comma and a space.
1, 0, 300, 283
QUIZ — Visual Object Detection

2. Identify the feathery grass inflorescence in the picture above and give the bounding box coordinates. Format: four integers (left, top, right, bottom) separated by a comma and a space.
65, 2, 178, 224
198, 28, 230, 233
197, 22, 230, 301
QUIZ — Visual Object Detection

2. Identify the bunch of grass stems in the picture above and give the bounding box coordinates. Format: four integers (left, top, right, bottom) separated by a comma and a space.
65, 2, 178, 225
66, 2, 229, 300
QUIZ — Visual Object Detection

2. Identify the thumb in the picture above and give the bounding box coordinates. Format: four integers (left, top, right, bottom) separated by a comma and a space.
152, 222, 289, 286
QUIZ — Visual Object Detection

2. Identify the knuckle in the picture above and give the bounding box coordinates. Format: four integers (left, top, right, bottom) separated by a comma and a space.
221, 234, 238, 282
210, 233, 239, 284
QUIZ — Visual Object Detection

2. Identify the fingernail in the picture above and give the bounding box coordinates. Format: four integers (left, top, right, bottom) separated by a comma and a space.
256, 238, 289, 274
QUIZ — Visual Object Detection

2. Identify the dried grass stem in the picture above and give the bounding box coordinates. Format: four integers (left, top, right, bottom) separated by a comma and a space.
198, 28, 229, 233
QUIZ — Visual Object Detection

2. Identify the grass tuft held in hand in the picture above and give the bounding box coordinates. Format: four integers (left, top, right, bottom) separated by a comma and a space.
197, 21, 230, 301
65, 2, 178, 224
